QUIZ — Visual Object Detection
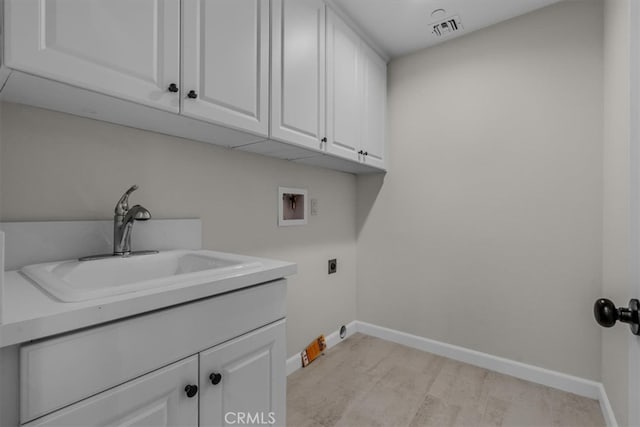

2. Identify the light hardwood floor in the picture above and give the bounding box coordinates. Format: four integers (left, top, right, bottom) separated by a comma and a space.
287, 333, 605, 427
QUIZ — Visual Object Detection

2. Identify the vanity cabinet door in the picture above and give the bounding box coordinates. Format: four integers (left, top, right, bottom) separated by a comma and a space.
23, 356, 198, 427
181, 0, 269, 136
271, 0, 326, 151
4, 0, 180, 113
199, 320, 287, 427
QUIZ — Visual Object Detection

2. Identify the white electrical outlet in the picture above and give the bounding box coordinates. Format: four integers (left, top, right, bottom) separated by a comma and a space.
310, 198, 318, 216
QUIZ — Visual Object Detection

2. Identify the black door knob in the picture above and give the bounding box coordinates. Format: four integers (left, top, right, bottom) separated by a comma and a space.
209, 372, 222, 385
594, 298, 640, 335
167, 83, 179, 93
187, 90, 198, 99
184, 384, 198, 398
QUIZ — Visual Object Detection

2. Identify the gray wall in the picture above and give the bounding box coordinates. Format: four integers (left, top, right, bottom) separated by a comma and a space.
0, 102, 358, 357
357, 0, 604, 380
602, 0, 630, 424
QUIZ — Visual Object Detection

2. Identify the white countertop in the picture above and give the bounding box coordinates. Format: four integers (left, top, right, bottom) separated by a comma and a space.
0, 254, 296, 348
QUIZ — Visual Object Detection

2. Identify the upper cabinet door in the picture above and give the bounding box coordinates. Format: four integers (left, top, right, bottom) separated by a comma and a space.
361, 43, 387, 169
326, 10, 361, 161
181, 0, 269, 137
4, 0, 180, 113
271, 0, 326, 151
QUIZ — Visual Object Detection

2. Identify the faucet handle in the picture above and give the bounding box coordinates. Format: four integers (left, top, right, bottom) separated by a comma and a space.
115, 185, 139, 215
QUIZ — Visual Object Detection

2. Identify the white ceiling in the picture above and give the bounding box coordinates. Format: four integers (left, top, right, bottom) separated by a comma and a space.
330, 0, 564, 59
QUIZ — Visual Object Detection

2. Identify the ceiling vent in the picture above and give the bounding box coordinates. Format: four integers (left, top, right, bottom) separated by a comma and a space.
431, 16, 464, 37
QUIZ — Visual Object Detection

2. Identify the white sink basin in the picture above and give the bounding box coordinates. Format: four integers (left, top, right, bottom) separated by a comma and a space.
21, 250, 262, 302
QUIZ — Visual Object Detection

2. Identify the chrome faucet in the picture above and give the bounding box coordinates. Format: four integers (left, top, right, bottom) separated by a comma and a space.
113, 185, 151, 256
79, 185, 158, 261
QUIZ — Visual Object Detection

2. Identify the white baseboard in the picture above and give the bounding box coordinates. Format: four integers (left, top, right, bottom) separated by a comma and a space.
286, 321, 358, 376
286, 320, 617, 427
286, 353, 300, 377
598, 383, 619, 427
356, 321, 601, 399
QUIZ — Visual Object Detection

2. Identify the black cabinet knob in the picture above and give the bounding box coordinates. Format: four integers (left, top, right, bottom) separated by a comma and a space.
187, 90, 198, 99
321, 137, 327, 143
358, 150, 364, 155
594, 298, 640, 335
184, 384, 198, 398
168, 83, 179, 93
209, 372, 222, 385
364, 151, 368, 156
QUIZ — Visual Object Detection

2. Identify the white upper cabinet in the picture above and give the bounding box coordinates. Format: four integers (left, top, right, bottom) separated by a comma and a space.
4, 0, 180, 113
360, 42, 387, 169
271, 0, 326, 151
271, 3, 387, 170
2, 0, 387, 173
182, 0, 269, 136
326, 9, 361, 162
325, 11, 387, 169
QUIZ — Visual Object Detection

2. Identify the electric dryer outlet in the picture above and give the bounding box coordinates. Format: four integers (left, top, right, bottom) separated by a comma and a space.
328, 259, 337, 274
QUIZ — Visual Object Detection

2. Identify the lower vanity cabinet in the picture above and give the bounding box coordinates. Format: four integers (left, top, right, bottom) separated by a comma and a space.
18, 279, 288, 427
23, 320, 286, 427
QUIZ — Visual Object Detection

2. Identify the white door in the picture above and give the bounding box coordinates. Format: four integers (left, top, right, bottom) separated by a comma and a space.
0, 232, 4, 323
271, 0, 326, 151
4, 0, 180, 112
24, 356, 198, 427
630, 3, 640, 425
199, 320, 286, 427
360, 42, 387, 170
182, 0, 269, 136
325, 9, 361, 162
